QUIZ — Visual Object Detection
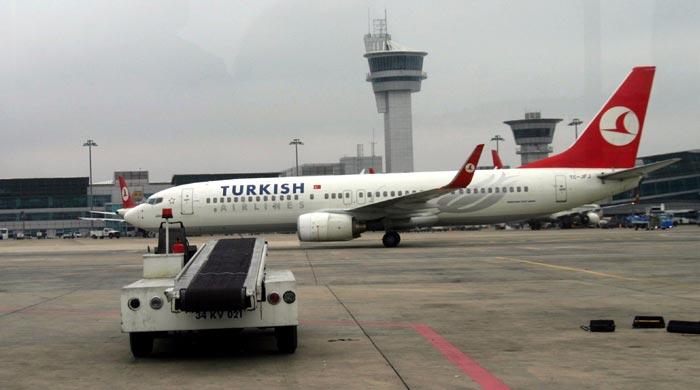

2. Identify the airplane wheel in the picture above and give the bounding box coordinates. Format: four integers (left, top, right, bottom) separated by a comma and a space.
129, 332, 154, 358
382, 231, 401, 248
275, 326, 297, 354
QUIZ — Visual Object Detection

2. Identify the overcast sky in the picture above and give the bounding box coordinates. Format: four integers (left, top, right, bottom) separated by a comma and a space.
1, 0, 699, 182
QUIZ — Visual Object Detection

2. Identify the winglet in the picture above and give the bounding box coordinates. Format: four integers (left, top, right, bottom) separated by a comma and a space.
443, 144, 484, 189
491, 149, 504, 169
118, 176, 136, 209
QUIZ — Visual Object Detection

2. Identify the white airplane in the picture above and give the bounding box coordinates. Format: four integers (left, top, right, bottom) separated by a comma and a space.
120, 66, 677, 247
80, 176, 136, 222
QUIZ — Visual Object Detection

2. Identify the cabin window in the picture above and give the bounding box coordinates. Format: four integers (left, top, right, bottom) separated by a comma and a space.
495, 187, 500, 193
509, 187, 514, 193
295, 195, 299, 200
206, 198, 210, 204
466, 189, 471, 194
227, 197, 231, 203
263, 196, 268, 201
383, 191, 388, 197
234, 197, 239, 203
324, 193, 329, 199
488, 188, 492, 193
524, 186, 529, 192
358, 192, 363, 198
517, 186, 521, 192
255, 196, 260, 202
248, 196, 253, 202
481, 188, 486, 194
389, 191, 394, 197
310, 194, 314, 200
376, 191, 381, 197
213, 198, 217, 204
331, 193, 336, 199
398, 191, 403, 196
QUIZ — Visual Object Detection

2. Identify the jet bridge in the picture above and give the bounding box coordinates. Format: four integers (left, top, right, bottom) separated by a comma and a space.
121, 236, 297, 357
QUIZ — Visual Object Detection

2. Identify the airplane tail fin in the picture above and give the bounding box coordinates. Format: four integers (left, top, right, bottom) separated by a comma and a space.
118, 176, 136, 209
443, 144, 484, 189
491, 149, 504, 169
521, 66, 655, 169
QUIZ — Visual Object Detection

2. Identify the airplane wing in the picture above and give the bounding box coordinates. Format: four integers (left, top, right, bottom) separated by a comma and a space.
88, 211, 119, 216
79, 217, 126, 223
598, 158, 680, 181
79, 210, 125, 223
335, 144, 484, 221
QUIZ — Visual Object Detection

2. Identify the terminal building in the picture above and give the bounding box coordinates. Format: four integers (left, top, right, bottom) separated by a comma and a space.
0, 171, 170, 238
281, 154, 382, 177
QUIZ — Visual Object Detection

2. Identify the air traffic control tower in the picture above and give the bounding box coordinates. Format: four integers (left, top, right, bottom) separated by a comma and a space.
504, 112, 562, 166
364, 17, 427, 173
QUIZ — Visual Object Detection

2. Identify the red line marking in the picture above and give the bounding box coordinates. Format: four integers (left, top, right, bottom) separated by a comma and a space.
301, 319, 510, 389
412, 325, 510, 390
2, 309, 510, 389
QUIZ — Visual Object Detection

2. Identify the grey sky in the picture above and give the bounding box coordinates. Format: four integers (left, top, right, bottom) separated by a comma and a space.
1, 0, 699, 182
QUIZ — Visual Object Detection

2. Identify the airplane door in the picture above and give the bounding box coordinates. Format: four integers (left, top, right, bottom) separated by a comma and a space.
181, 188, 194, 215
356, 189, 366, 205
343, 190, 352, 205
555, 175, 567, 203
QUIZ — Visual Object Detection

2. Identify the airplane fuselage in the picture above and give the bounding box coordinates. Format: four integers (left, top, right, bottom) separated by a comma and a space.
123, 168, 638, 235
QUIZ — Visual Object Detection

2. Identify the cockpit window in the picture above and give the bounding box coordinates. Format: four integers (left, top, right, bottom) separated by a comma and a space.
147, 197, 164, 205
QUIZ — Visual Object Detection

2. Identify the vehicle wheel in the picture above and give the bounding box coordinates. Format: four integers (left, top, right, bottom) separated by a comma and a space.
92, 235, 97, 239
382, 231, 401, 248
275, 326, 297, 354
129, 332, 154, 358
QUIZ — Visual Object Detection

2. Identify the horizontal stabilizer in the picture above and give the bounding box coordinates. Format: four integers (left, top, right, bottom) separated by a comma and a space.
598, 158, 679, 181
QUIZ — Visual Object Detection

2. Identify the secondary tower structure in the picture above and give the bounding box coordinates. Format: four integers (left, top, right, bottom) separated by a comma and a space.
364, 16, 427, 173
504, 112, 562, 166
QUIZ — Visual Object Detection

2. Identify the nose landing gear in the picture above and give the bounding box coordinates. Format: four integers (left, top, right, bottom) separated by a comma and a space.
382, 231, 401, 248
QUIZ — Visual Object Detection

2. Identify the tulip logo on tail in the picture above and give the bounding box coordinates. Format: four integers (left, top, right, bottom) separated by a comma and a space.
599, 106, 639, 146
465, 163, 476, 173
122, 187, 130, 202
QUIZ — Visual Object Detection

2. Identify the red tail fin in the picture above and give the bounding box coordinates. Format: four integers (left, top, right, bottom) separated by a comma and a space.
491, 149, 504, 169
443, 144, 484, 189
118, 176, 136, 209
521, 66, 655, 169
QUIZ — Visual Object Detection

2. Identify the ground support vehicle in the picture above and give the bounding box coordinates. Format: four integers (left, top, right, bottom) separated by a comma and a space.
121, 234, 298, 357
90, 228, 120, 239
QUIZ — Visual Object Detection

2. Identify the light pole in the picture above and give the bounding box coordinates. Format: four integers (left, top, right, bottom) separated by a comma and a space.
568, 118, 583, 140
289, 138, 304, 176
82, 139, 98, 226
490, 135, 505, 154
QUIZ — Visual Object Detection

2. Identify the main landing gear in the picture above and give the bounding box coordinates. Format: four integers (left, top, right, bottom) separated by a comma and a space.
382, 231, 401, 248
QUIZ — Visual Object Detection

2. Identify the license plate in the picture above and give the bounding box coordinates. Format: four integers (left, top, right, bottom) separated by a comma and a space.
194, 310, 243, 320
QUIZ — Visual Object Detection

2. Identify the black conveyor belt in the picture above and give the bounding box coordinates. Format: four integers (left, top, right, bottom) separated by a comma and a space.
179, 238, 256, 312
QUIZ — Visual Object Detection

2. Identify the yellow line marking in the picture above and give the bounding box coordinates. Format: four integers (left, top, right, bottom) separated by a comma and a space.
494, 256, 699, 289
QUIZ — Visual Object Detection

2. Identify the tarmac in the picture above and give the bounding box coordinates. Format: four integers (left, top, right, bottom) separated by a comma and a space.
0, 226, 698, 389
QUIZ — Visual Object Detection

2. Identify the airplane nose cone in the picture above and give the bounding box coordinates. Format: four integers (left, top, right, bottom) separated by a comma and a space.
123, 208, 137, 225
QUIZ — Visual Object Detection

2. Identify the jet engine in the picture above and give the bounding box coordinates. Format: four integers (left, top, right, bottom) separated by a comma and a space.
297, 212, 365, 242
580, 212, 601, 226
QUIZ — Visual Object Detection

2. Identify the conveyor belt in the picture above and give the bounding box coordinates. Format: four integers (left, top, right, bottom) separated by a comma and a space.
177, 238, 261, 312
